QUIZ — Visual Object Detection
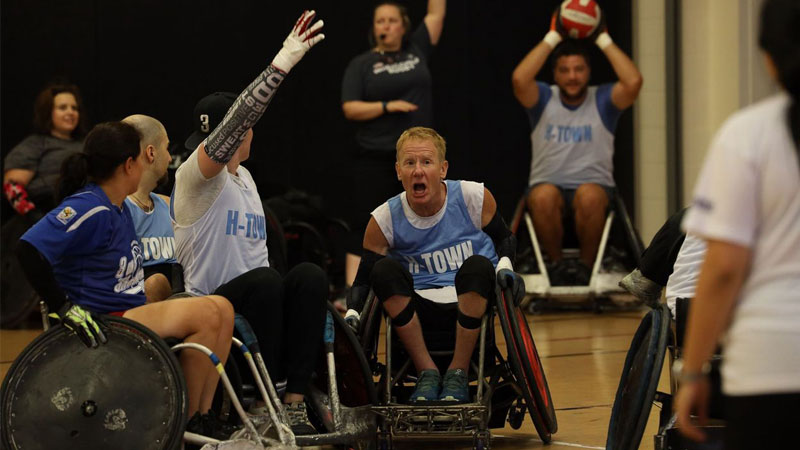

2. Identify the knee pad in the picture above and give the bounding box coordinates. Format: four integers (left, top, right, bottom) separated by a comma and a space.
392, 300, 416, 327
455, 255, 496, 300
371, 258, 414, 302
457, 309, 482, 330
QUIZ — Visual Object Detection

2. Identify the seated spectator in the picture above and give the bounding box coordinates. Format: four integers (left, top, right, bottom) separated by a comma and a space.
16, 121, 236, 439
122, 114, 178, 303
4, 82, 87, 219
346, 127, 516, 403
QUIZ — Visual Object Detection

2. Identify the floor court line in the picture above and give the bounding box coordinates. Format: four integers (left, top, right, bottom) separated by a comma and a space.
494, 435, 605, 449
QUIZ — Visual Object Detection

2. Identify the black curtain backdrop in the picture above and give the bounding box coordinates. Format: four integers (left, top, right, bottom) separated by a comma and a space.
1, 0, 633, 222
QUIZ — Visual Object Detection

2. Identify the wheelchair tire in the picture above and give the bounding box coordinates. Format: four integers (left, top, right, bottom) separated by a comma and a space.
262, 201, 289, 276
606, 304, 670, 450
1, 316, 186, 450
283, 220, 330, 274
496, 287, 554, 443
506, 295, 558, 433
324, 301, 379, 407
357, 292, 381, 364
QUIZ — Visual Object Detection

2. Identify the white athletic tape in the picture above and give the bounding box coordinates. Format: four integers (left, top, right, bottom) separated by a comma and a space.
543, 30, 563, 49
595, 31, 613, 50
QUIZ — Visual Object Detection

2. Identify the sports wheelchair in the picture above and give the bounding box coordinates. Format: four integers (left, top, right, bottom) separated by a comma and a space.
509, 192, 644, 312
606, 300, 725, 450
1, 302, 377, 450
351, 274, 558, 449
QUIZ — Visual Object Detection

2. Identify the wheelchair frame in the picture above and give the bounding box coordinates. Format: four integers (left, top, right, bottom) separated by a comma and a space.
510, 194, 644, 310
358, 284, 557, 450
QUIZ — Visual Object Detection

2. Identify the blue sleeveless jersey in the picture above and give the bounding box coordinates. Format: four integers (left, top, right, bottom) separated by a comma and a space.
125, 194, 177, 267
21, 183, 146, 314
386, 180, 498, 289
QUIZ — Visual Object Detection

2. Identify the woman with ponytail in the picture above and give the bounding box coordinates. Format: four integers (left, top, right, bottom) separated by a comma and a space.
674, 0, 800, 447
16, 122, 238, 439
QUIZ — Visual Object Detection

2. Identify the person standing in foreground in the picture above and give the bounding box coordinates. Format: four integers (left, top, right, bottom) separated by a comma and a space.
675, 1, 800, 447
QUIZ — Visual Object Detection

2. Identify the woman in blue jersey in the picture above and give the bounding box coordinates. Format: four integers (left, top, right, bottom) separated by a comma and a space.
345, 127, 516, 403
17, 121, 236, 438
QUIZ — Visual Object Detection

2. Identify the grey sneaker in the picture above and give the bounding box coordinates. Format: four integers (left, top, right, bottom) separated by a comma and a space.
619, 269, 662, 307
284, 401, 316, 435
439, 369, 469, 403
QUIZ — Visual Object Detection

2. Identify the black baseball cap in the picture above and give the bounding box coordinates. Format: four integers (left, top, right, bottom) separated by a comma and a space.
184, 91, 238, 151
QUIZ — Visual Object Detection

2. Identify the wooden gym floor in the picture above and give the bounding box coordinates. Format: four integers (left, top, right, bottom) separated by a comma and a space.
0, 306, 669, 449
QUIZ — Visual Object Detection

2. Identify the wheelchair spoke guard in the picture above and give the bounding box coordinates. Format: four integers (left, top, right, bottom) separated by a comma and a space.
606, 304, 670, 450
1, 316, 186, 450
496, 286, 557, 443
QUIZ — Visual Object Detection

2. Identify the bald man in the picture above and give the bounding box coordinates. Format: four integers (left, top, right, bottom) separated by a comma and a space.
122, 115, 177, 303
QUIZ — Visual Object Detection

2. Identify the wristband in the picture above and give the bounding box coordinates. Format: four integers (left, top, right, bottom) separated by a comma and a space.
382, 101, 388, 114
595, 31, 613, 50
345, 309, 360, 321
672, 359, 711, 384
543, 30, 563, 49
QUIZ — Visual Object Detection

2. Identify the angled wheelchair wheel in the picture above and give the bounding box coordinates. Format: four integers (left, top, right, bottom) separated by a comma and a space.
262, 201, 288, 276
606, 304, 670, 450
1, 316, 186, 450
322, 301, 379, 407
357, 291, 382, 364
496, 287, 556, 443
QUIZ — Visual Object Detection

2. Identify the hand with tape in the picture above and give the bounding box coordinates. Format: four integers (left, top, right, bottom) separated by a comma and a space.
588, 6, 612, 50
543, 7, 567, 49
496, 257, 526, 306
272, 10, 326, 73
49, 302, 108, 348
344, 309, 361, 333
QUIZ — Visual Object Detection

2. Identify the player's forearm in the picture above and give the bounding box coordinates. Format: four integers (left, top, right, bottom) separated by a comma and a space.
205, 65, 287, 164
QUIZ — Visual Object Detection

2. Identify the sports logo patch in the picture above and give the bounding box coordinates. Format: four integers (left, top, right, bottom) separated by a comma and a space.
56, 206, 77, 225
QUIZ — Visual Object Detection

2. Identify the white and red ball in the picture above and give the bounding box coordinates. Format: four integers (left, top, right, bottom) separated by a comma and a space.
559, 0, 601, 39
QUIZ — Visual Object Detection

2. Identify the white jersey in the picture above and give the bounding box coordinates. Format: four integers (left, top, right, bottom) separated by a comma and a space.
684, 92, 800, 395
528, 84, 617, 188
172, 151, 269, 295
665, 233, 706, 318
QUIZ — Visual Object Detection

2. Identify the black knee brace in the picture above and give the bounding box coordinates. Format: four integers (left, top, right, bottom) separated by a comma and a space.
392, 300, 416, 327
457, 309, 482, 330
455, 255, 496, 300
370, 258, 414, 303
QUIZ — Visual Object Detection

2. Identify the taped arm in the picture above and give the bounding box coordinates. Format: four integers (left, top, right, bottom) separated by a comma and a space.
480, 188, 515, 261
346, 217, 389, 313
198, 10, 325, 177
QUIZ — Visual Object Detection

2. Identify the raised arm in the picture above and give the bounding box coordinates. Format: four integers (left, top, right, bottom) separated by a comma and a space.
512, 13, 564, 109
593, 20, 642, 109
423, 0, 446, 45
196, 10, 325, 179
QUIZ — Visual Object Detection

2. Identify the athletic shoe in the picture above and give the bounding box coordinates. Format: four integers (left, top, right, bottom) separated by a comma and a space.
202, 409, 241, 440
570, 260, 592, 286
409, 369, 441, 402
619, 268, 662, 308
546, 261, 571, 286
284, 401, 316, 436
439, 369, 469, 403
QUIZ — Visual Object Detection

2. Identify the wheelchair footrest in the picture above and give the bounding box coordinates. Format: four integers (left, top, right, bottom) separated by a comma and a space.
372, 403, 489, 435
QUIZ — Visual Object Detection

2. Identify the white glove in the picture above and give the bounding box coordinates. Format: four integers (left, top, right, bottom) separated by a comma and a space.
271, 10, 325, 73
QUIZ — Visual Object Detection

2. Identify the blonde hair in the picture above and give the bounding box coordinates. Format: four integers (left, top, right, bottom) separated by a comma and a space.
395, 127, 447, 162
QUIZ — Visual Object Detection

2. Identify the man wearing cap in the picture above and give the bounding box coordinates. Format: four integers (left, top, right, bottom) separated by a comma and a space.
171, 11, 327, 435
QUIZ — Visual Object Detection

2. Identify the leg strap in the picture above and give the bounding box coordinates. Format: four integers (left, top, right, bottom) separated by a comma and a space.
457, 309, 482, 330
393, 300, 416, 327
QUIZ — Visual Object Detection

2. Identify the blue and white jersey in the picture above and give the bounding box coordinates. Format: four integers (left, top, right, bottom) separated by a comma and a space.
527, 82, 622, 188
21, 183, 145, 314
125, 194, 176, 267
172, 165, 269, 295
372, 180, 498, 303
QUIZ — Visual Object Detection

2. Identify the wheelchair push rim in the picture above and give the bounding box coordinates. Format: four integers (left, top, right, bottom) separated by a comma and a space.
496, 286, 556, 443
1, 316, 186, 450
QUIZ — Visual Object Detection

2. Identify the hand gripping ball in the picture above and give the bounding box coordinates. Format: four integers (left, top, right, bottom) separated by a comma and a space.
559, 0, 601, 39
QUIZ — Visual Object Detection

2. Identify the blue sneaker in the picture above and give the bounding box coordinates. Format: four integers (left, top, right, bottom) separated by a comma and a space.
439, 369, 469, 403
409, 369, 441, 402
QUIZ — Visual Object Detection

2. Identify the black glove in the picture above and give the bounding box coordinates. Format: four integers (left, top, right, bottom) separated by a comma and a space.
344, 309, 361, 333
49, 302, 108, 348
346, 284, 371, 315
497, 269, 526, 307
